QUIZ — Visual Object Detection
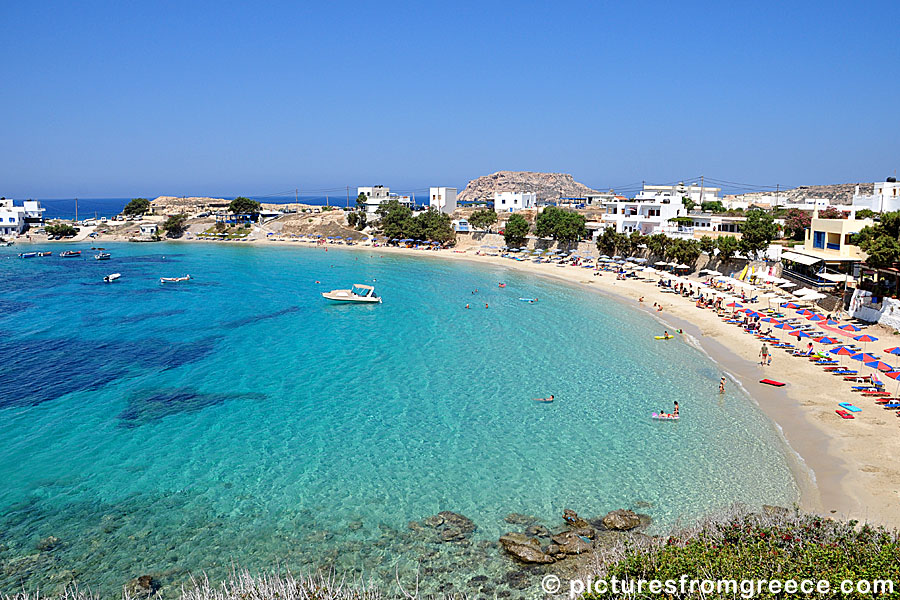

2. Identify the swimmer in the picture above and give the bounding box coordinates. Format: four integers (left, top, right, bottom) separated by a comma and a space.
534, 395, 554, 403
719, 377, 726, 394
465, 304, 470, 309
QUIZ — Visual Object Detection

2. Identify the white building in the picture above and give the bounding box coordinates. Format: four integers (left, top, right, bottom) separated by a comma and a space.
599, 196, 686, 235
852, 178, 900, 213
494, 191, 536, 213
139, 223, 159, 237
429, 187, 457, 214
0, 198, 43, 237
357, 185, 414, 218
636, 182, 721, 205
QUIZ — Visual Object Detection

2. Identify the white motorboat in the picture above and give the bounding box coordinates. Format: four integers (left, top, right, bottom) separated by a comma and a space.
160, 275, 192, 284
322, 284, 382, 303
104, 273, 121, 283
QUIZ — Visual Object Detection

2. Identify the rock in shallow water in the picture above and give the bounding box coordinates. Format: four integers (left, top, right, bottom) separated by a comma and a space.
525, 524, 550, 538
499, 533, 554, 564
601, 509, 642, 531
551, 531, 592, 555
562, 509, 590, 529
504, 513, 537, 525
125, 575, 157, 597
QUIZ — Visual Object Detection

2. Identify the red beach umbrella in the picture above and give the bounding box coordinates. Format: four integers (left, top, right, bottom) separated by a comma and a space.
781, 302, 800, 309
829, 345, 854, 366
807, 314, 826, 322
865, 360, 894, 372
854, 334, 879, 353
840, 324, 861, 332
815, 336, 839, 345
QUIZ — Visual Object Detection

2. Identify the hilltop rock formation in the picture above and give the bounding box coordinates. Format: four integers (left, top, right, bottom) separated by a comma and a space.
457, 171, 596, 204
727, 183, 874, 207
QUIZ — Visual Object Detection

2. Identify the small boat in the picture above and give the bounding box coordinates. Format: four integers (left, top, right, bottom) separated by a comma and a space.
654, 335, 674, 340
322, 284, 382, 303
94, 252, 111, 260
60, 250, 81, 257
38, 251, 52, 257
652, 412, 679, 421
18, 252, 37, 258
160, 275, 192, 284
104, 273, 121, 283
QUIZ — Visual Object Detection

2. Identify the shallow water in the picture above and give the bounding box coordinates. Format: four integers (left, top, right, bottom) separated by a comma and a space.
0, 243, 798, 597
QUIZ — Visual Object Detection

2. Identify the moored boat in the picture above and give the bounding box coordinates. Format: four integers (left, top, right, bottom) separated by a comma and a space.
322, 284, 382, 303
60, 250, 81, 257
94, 252, 111, 260
18, 252, 37, 258
103, 273, 121, 283
37, 251, 52, 257
160, 275, 192, 284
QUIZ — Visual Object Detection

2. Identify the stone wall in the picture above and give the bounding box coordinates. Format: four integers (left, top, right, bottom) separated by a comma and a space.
850, 289, 900, 329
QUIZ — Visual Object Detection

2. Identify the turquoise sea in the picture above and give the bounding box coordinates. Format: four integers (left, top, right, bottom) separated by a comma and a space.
0, 242, 798, 597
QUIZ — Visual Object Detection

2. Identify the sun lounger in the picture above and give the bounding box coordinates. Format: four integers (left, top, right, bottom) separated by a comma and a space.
882, 403, 900, 409
832, 370, 858, 375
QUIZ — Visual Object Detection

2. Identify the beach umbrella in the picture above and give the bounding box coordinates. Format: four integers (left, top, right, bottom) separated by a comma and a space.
726, 301, 743, 308
825, 319, 840, 326
806, 314, 826, 322
854, 334, 878, 352
796, 309, 814, 316
883, 370, 900, 394
840, 324, 861, 332
654, 260, 668, 266
790, 330, 813, 339
865, 360, 894, 372
815, 336, 839, 345
781, 302, 800, 309
851, 352, 878, 363
830, 345, 855, 366
760, 317, 781, 324
884, 347, 900, 357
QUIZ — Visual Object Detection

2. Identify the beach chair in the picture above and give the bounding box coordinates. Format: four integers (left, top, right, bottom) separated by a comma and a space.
792, 348, 814, 357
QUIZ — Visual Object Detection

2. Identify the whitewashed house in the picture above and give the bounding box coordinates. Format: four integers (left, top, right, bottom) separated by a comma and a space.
852, 178, 900, 213
357, 185, 414, 218
429, 187, 457, 214
494, 191, 536, 213
0, 198, 42, 237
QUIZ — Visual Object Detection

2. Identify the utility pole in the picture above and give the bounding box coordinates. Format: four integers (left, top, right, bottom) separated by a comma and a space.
698, 175, 704, 207
775, 184, 780, 207
347, 186, 350, 209
295, 188, 298, 204
74, 198, 78, 223
326, 194, 329, 208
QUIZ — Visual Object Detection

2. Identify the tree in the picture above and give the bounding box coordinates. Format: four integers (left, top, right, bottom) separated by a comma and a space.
701, 200, 726, 213
646, 233, 671, 258
504, 213, 530, 247
376, 199, 413, 241
354, 212, 367, 231
817, 206, 845, 220
347, 212, 359, 229
469, 208, 498, 232
856, 208, 877, 220
162, 214, 188, 238
738, 209, 779, 258
356, 193, 368, 212
534, 206, 586, 243
853, 210, 900, 269
123, 198, 150, 216
229, 196, 261, 215
858, 235, 900, 269
698, 235, 716, 255
666, 238, 702, 266
409, 208, 455, 244
629, 231, 645, 253
682, 196, 696, 211
783, 208, 811, 241
716, 235, 740, 261
45, 223, 77, 237
596, 227, 619, 255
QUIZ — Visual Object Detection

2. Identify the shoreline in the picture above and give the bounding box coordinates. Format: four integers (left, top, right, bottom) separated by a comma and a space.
15, 235, 900, 528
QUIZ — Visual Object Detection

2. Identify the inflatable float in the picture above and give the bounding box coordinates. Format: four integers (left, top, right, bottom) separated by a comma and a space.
838, 402, 861, 412
835, 409, 855, 419
651, 412, 679, 420
759, 379, 786, 387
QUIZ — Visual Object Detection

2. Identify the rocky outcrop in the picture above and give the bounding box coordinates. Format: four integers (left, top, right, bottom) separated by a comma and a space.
601, 509, 642, 531
499, 533, 554, 564
457, 171, 596, 204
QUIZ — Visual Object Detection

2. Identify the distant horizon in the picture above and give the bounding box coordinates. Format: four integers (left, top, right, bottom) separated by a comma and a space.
8, 174, 888, 203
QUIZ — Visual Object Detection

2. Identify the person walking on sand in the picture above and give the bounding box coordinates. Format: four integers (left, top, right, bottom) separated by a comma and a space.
759, 343, 769, 365
719, 377, 726, 394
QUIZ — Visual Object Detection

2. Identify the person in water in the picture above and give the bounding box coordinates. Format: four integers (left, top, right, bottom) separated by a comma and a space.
663, 330, 669, 338
535, 395, 554, 403
673, 401, 679, 416
719, 377, 726, 394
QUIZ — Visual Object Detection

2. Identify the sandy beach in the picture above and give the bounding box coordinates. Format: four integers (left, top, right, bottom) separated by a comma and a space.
21, 232, 900, 529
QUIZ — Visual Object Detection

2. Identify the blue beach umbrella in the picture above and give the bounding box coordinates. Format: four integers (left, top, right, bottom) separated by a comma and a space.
840, 324, 862, 332
865, 360, 894, 372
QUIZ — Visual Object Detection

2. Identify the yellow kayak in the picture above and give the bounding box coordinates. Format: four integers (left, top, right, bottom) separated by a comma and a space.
654, 335, 674, 340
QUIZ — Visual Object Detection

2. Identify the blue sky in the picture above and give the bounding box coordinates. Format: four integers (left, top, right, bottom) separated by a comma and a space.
1, 1, 898, 198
